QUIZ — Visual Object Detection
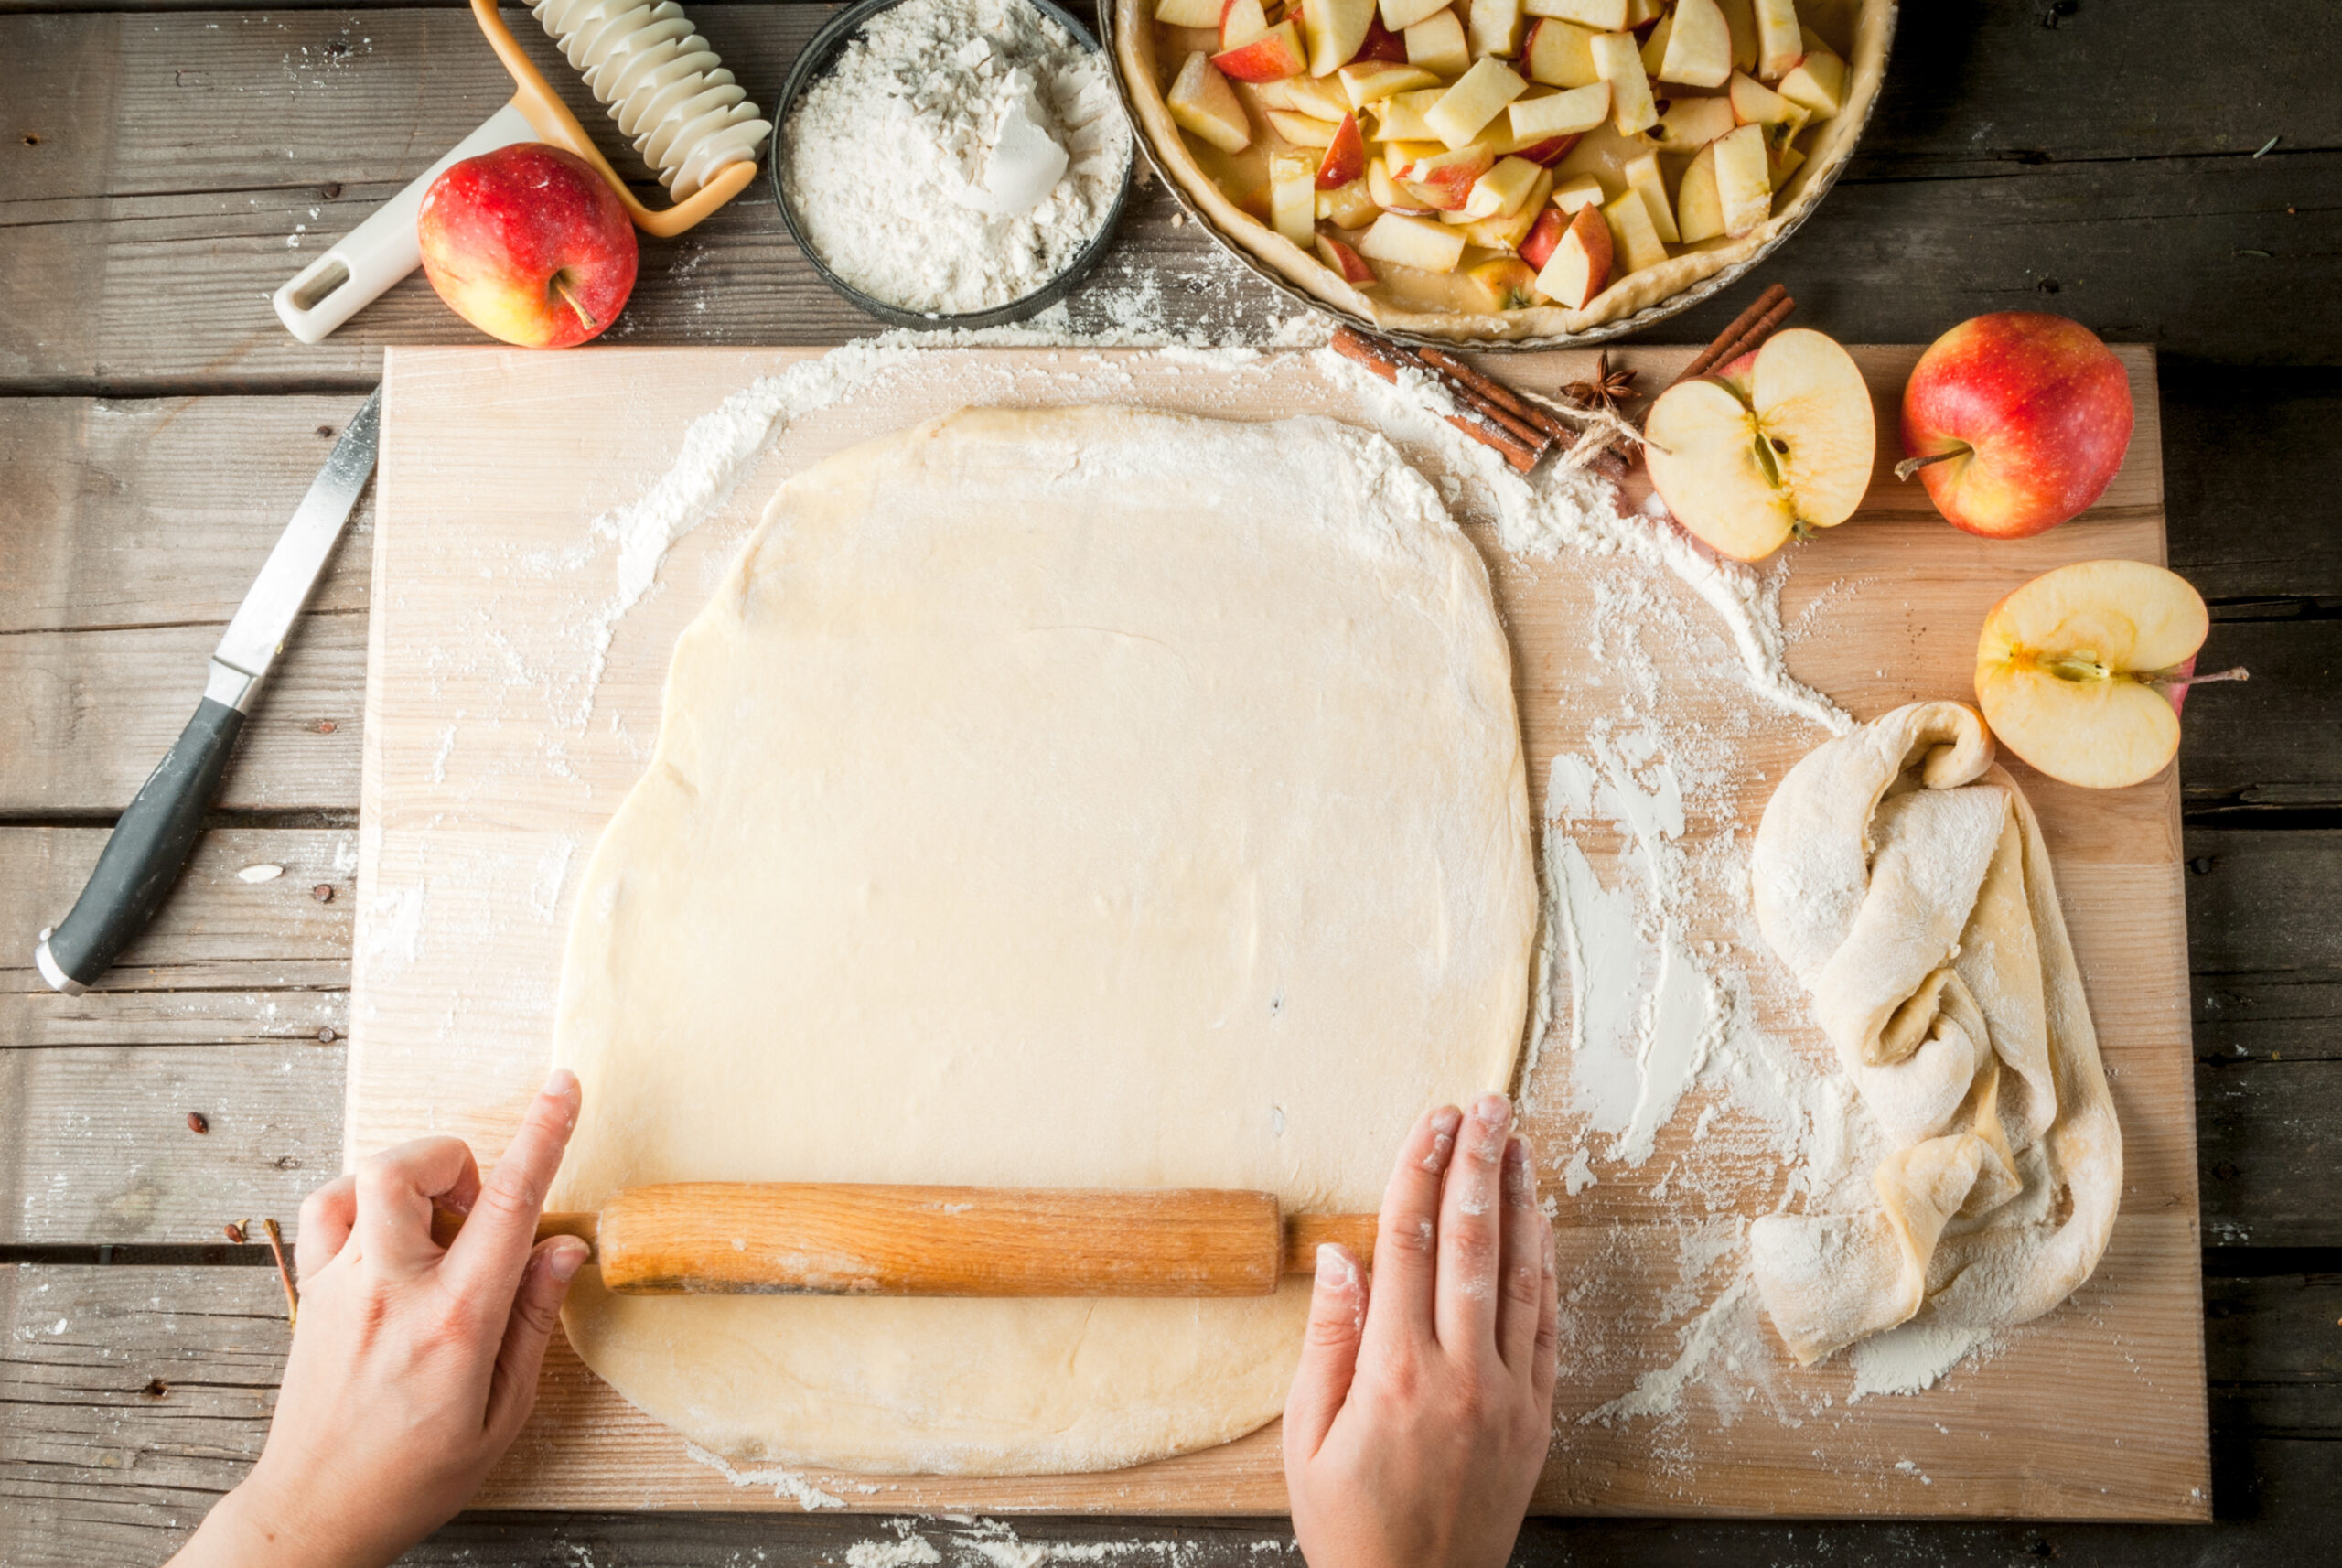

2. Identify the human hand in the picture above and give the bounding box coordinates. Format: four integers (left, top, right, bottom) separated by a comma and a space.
170, 1070, 589, 1568
1284, 1095, 1557, 1568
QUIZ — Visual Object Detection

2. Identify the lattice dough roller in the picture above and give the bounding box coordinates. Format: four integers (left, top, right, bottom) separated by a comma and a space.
274, 0, 769, 344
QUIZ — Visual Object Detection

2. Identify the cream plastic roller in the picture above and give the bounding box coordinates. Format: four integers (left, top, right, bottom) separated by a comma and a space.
273, 0, 768, 344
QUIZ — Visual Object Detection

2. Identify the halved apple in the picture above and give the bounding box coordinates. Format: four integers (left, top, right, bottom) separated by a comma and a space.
1426, 57, 1529, 147
1522, 0, 1626, 27
1214, 20, 1309, 81
1589, 30, 1659, 134
1405, 8, 1472, 74
1303, 0, 1377, 77
1523, 17, 1600, 86
1509, 80, 1609, 138
1338, 59, 1442, 105
1317, 112, 1369, 185
1316, 231, 1380, 283
1168, 52, 1254, 152
1358, 210, 1470, 271
1974, 559, 2211, 789
1659, 0, 1734, 86
1532, 200, 1611, 306
1642, 327, 1875, 561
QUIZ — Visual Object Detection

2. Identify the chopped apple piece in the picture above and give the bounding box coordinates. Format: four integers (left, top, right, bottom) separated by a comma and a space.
1221, 0, 1272, 47
1405, 8, 1472, 73
1268, 109, 1339, 146
1623, 0, 1661, 23
1638, 13, 1672, 76
1358, 210, 1469, 271
1728, 69, 1796, 124
1157, 0, 1224, 26
1356, 13, 1413, 61
1718, 0, 1758, 70
1770, 140, 1805, 184
1304, 0, 1378, 78
1601, 187, 1667, 274
1270, 154, 1319, 245
1974, 560, 2209, 790
1643, 328, 1875, 561
1521, 17, 1599, 85
1463, 202, 1541, 250
1460, 153, 1544, 219
1777, 44, 1845, 117
1384, 135, 1449, 165
1372, 88, 1445, 139
1379, 0, 1453, 30
1316, 231, 1380, 282
1317, 112, 1369, 184
1589, 30, 1658, 135
1675, 141, 1723, 241
1466, 0, 1526, 58
1523, 0, 1624, 26
1550, 172, 1604, 210
1508, 130, 1584, 163
1519, 205, 1564, 267
1167, 52, 1254, 152
1367, 156, 1429, 211
1712, 120, 1770, 235
1508, 81, 1609, 138
1620, 150, 1679, 242
1427, 57, 1528, 146
1338, 60, 1442, 105
1214, 20, 1309, 81
1317, 175, 1381, 224
1659, 0, 1733, 86
1649, 93, 1735, 149
1464, 255, 1539, 309
1278, 71, 1355, 117
1398, 141, 1499, 208
1533, 200, 1612, 305
1752, 0, 1800, 78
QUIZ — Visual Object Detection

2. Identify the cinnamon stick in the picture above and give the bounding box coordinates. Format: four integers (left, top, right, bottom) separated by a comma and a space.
1418, 347, 1573, 445
1669, 283, 1791, 389
1707, 293, 1798, 373
1331, 328, 1547, 472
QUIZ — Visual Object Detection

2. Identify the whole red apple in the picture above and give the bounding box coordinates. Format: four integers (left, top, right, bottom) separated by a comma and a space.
417, 144, 637, 349
1898, 312, 2133, 539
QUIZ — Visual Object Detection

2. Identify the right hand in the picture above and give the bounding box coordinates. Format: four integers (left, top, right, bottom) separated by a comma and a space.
1283, 1095, 1558, 1568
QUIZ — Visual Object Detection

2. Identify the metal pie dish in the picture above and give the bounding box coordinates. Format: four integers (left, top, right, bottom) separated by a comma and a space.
772, 0, 1137, 331
1106, 0, 1897, 349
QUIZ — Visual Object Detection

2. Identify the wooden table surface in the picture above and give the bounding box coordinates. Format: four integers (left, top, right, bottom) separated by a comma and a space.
0, 2, 2334, 1563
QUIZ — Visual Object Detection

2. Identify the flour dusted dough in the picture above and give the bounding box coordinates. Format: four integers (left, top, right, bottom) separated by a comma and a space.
548, 407, 1536, 1475
1747, 702, 2121, 1364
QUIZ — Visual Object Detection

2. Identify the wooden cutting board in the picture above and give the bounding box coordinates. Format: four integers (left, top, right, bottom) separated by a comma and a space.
354, 342, 2206, 1520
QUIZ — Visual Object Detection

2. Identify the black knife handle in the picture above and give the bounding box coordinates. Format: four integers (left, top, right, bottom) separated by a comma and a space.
38, 696, 245, 993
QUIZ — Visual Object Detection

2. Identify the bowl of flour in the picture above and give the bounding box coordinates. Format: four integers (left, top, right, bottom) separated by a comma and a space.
774, 0, 1136, 328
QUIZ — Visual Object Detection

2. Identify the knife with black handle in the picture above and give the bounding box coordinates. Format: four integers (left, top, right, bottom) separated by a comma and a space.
35, 389, 381, 995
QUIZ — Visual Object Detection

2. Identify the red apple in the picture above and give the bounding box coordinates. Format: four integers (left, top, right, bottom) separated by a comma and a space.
1316, 113, 1368, 188
417, 144, 636, 349
1519, 206, 1566, 270
1898, 312, 2135, 539
1511, 132, 1585, 166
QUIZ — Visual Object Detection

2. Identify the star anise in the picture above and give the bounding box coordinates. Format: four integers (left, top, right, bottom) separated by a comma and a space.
1563, 351, 1638, 414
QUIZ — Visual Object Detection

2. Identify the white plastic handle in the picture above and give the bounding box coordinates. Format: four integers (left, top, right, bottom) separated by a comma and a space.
273, 103, 540, 345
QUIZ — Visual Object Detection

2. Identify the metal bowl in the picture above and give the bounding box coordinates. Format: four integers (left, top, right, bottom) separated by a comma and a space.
771, 0, 1137, 331
1103, 0, 1897, 350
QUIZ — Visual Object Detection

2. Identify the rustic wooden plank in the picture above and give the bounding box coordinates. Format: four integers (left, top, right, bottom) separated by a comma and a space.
0, 827, 355, 993
4, 8, 2340, 390
0, 393, 374, 634
2, 1264, 2329, 1567
0, 614, 364, 814
2165, 369, 2342, 604
2175, 614, 2342, 815
0, 986, 345, 1050
0, 1040, 344, 1247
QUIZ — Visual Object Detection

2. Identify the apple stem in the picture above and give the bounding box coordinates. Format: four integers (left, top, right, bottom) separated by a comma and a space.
1893, 446, 1969, 482
2165, 665, 2251, 690
553, 273, 598, 333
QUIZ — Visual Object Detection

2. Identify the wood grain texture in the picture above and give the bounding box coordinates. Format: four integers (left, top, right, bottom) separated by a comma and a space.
341, 343, 2205, 1519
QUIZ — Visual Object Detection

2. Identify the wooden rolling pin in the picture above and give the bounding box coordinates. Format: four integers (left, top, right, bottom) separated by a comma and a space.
431, 1183, 1379, 1297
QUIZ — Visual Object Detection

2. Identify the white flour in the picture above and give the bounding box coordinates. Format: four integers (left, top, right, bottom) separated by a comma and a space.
782, 0, 1132, 315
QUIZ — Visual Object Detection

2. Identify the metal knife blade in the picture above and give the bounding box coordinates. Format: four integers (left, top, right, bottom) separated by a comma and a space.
206, 385, 381, 711
34, 388, 382, 994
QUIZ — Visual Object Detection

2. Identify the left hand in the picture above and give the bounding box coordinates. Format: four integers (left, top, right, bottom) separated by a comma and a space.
169, 1069, 589, 1568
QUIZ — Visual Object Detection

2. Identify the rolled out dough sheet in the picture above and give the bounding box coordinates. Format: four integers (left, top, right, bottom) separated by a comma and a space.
548, 406, 1537, 1475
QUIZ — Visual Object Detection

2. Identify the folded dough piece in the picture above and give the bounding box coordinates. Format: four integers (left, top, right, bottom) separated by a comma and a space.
1747, 702, 2121, 1364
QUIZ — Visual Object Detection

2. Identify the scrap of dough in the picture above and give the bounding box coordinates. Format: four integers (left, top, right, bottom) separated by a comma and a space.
1747, 702, 2121, 1365
549, 407, 1537, 1475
